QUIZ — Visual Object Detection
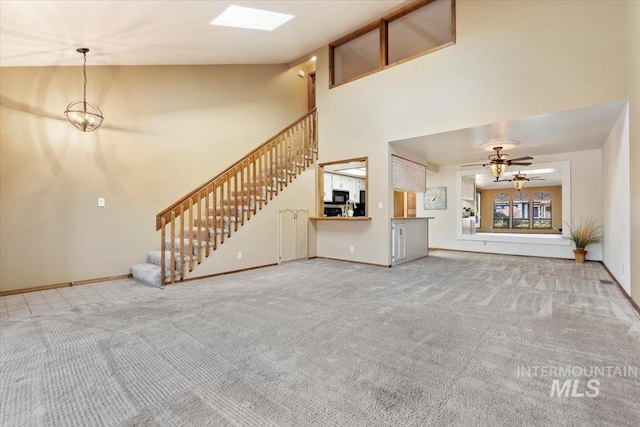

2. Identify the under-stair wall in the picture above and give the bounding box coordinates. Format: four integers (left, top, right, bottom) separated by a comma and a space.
181, 167, 317, 280
131, 109, 318, 286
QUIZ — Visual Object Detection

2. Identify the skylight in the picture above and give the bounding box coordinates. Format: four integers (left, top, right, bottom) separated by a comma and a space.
210, 5, 294, 31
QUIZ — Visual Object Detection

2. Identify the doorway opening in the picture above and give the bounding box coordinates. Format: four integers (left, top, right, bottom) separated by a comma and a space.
308, 72, 316, 110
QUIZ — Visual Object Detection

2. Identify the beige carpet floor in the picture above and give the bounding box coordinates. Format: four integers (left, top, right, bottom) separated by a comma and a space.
1, 250, 639, 426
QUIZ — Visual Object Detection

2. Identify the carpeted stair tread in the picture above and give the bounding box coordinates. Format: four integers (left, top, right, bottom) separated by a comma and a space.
147, 250, 190, 269
130, 263, 162, 287
165, 239, 208, 257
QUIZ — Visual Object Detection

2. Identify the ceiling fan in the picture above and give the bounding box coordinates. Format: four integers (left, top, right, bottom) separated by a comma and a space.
496, 172, 545, 191
462, 146, 534, 178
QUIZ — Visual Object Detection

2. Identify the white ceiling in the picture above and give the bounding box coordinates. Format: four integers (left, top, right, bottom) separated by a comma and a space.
391, 100, 627, 167
0, 0, 405, 67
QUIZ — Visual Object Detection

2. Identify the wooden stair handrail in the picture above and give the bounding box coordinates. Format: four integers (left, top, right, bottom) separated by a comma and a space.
156, 108, 317, 230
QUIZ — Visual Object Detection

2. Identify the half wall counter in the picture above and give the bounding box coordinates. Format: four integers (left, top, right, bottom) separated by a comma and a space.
391, 217, 434, 266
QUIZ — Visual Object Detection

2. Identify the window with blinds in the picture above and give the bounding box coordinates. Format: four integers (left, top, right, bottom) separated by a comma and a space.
391, 155, 427, 193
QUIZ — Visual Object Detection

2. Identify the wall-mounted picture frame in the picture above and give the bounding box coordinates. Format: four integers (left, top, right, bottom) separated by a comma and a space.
424, 186, 446, 210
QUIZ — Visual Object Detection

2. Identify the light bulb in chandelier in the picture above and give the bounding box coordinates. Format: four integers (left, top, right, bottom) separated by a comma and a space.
64, 48, 103, 132
490, 163, 506, 179
513, 178, 525, 191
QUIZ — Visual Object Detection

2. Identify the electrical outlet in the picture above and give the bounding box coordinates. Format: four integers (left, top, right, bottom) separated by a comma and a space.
237, 252, 242, 260
97, 197, 105, 207
350, 245, 355, 253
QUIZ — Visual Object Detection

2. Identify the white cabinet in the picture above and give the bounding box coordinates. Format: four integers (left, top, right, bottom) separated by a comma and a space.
349, 178, 358, 202
391, 218, 431, 266
279, 208, 308, 263
392, 222, 406, 264
323, 173, 333, 202
324, 173, 365, 202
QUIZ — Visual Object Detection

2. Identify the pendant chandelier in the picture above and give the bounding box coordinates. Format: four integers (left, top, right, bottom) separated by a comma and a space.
64, 48, 103, 132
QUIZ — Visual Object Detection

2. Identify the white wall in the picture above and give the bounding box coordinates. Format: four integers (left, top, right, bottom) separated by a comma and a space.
627, 1, 640, 306
315, 0, 627, 266
602, 105, 631, 293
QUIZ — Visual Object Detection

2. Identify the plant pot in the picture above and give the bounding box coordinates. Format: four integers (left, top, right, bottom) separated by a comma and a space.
573, 248, 587, 263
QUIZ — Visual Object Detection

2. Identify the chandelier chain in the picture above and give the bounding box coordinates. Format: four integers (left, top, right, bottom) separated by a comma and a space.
82, 51, 87, 105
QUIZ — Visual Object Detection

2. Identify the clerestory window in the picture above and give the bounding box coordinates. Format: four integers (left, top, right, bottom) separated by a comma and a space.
330, 0, 456, 87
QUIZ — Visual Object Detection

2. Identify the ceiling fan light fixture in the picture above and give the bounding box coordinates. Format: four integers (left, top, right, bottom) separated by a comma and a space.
489, 153, 508, 162
64, 48, 103, 132
513, 178, 525, 191
490, 163, 506, 178
478, 140, 519, 151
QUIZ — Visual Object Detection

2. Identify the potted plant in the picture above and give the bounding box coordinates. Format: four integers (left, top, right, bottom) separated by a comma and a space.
566, 216, 602, 263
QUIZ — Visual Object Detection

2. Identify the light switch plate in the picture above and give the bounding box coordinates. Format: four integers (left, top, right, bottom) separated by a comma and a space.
97, 198, 105, 207
378, 202, 383, 209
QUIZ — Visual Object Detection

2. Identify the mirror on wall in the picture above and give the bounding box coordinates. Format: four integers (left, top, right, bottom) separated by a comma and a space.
318, 157, 368, 218
458, 162, 570, 237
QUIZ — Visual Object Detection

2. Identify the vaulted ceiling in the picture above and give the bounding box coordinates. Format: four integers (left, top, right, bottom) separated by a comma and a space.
2, 1, 627, 172
0, 0, 404, 67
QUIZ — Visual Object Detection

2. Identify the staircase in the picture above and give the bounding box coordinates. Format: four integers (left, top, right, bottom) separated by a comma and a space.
131, 109, 318, 287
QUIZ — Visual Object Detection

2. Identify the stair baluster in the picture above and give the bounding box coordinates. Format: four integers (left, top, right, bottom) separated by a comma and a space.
136, 109, 317, 287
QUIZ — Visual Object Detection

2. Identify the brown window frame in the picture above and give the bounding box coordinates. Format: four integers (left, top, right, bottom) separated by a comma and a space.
329, 0, 456, 88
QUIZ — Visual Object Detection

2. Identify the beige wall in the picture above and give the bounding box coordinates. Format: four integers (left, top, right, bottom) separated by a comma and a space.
628, 1, 640, 307
477, 185, 562, 234
0, 64, 307, 292
183, 167, 318, 279
315, 0, 627, 266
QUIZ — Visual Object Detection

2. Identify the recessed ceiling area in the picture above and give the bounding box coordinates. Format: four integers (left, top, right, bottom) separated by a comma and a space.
0, 0, 404, 67
391, 100, 627, 167
473, 168, 563, 190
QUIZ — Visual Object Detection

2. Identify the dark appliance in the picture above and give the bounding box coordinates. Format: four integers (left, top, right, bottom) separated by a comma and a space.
354, 203, 366, 217
359, 190, 366, 203
332, 190, 349, 204
324, 207, 343, 217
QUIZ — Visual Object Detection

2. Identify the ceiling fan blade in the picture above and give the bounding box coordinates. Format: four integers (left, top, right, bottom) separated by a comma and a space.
495, 179, 511, 182
508, 161, 532, 166
461, 163, 484, 167
530, 178, 545, 180
508, 156, 534, 162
